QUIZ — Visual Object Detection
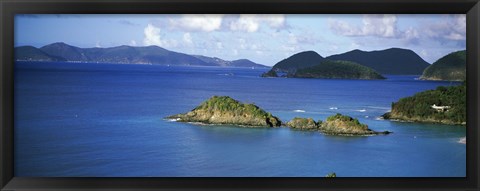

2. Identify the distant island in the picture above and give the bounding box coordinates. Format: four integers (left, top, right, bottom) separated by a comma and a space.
15, 42, 269, 68
265, 51, 325, 74
420, 50, 466, 81
166, 96, 282, 127
168, 96, 391, 136
287, 114, 391, 136
261, 50, 385, 80
326, 48, 430, 75
290, 60, 385, 80
382, 83, 466, 125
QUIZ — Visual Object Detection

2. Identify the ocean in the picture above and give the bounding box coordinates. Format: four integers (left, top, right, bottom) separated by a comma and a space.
14, 61, 466, 177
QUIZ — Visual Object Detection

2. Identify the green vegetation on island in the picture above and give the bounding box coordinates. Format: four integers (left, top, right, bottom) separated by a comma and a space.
167, 96, 281, 127
169, 96, 391, 136
382, 83, 466, 125
420, 50, 466, 81
325, 173, 337, 177
260, 69, 278, 77
291, 60, 386, 80
269, 51, 325, 73
326, 48, 430, 75
286, 117, 322, 130
15, 46, 66, 62
261, 50, 385, 80
320, 114, 391, 135
286, 114, 391, 136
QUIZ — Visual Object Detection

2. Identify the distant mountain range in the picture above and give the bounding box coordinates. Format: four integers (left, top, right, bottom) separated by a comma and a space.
15, 42, 269, 68
420, 50, 466, 81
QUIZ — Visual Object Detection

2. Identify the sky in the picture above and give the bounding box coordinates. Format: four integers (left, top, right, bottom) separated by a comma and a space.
15, 14, 466, 66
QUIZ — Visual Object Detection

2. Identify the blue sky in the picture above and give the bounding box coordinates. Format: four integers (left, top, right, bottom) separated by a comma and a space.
15, 14, 466, 66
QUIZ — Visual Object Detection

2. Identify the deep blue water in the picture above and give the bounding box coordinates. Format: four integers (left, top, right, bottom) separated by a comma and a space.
14, 61, 465, 177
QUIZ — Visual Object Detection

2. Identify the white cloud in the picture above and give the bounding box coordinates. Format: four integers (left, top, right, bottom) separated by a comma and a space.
229, 14, 285, 32
329, 14, 398, 38
143, 24, 179, 48
216, 42, 223, 49
183, 33, 193, 46
144, 24, 162, 46
232, 49, 238, 56
230, 15, 260, 32
130, 40, 137, 46
263, 14, 285, 28
288, 33, 298, 44
281, 45, 297, 52
238, 38, 247, 49
403, 27, 420, 44
423, 15, 465, 41
329, 14, 465, 46
420, 49, 428, 57
350, 42, 360, 50
170, 14, 223, 32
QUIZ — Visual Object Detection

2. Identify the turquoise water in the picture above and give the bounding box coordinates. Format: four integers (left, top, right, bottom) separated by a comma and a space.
14, 61, 466, 177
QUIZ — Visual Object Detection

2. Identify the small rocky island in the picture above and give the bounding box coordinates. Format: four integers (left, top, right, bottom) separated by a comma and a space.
286, 114, 391, 136
286, 117, 321, 130
167, 96, 281, 127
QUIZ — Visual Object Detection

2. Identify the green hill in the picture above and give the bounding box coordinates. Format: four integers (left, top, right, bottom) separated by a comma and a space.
382, 83, 466, 125
420, 50, 466, 81
291, 60, 385, 80
261, 51, 385, 80
15, 46, 66, 61
266, 51, 325, 74
326, 48, 430, 75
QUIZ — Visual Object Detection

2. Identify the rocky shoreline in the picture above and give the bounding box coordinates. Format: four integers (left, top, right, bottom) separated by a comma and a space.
382, 112, 466, 126
286, 115, 391, 136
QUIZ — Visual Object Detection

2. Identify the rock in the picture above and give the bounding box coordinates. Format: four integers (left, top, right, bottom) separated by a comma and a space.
286, 117, 321, 130
320, 113, 390, 136
167, 96, 281, 127
261, 69, 278, 77
325, 172, 337, 177
286, 114, 391, 136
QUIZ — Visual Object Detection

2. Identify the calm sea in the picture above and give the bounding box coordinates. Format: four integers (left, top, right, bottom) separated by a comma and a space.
14, 61, 466, 177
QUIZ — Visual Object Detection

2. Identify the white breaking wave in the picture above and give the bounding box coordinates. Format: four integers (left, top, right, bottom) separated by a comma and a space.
366, 106, 390, 110
217, 73, 234, 76
329, 107, 338, 110
167, 118, 181, 122
356, 109, 367, 112
293, 110, 306, 113
458, 137, 466, 144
